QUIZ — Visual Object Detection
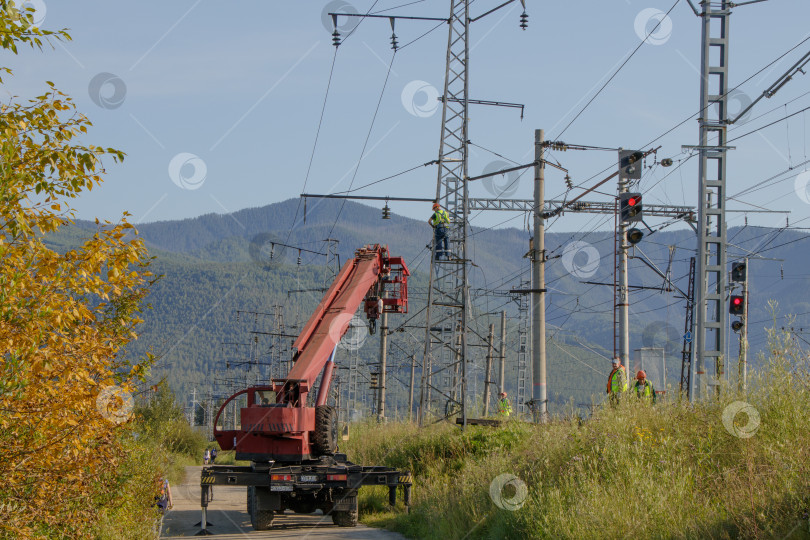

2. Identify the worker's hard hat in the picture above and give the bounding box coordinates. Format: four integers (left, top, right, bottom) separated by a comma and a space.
499, 391, 507, 397
432, 202, 440, 209
611, 357, 620, 365
637, 370, 646, 379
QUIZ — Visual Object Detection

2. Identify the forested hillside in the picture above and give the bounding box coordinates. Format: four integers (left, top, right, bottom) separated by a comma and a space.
48, 199, 810, 417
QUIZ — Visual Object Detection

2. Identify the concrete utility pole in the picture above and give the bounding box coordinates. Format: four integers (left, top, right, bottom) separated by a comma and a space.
377, 302, 388, 421
408, 354, 416, 423
206, 396, 213, 440
498, 310, 506, 395
483, 323, 495, 416
532, 129, 547, 422
188, 388, 199, 426
617, 165, 631, 369
738, 257, 749, 393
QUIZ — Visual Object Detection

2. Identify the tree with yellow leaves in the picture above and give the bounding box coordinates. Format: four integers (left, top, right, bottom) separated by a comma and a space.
0, 2, 154, 537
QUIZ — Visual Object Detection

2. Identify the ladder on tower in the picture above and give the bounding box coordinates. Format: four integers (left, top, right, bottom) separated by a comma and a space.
516, 279, 531, 415
694, 2, 731, 399
680, 257, 696, 396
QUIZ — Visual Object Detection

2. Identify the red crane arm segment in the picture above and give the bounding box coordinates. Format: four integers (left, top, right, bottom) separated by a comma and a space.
286, 253, 381, 385
292, 256, 360, 355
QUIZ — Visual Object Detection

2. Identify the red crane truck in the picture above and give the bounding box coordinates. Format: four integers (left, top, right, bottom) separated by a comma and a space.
197, 245, 413, 533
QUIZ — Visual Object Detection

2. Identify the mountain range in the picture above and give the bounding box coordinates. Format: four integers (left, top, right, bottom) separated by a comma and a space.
49, 198, 810, 418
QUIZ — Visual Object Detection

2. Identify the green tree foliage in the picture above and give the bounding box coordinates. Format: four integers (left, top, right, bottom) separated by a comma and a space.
0, 3, 154, 537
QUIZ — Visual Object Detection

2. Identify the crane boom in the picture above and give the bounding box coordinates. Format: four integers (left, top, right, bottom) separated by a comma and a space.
213, 244, 409, 462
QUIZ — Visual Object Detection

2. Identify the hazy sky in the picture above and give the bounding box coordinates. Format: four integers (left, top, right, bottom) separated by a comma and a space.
7, 0, 810, 233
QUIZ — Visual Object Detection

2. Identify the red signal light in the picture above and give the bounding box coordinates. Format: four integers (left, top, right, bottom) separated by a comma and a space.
628, 197, 638, 206
730, 294, 745, 315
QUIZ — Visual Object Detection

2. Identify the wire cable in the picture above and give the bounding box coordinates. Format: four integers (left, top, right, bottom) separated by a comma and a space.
324, 49, 398, 241
554, 0, 681, 139
284, 48, 339, 245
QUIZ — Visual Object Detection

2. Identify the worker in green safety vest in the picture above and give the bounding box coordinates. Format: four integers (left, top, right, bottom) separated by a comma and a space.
606, 357, 627, 404
428, 202, 450, 260
633, 370, 657, 404
497, 391, 512, 417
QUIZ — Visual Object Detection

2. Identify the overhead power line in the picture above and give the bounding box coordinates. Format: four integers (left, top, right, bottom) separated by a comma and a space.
554, 0, 681, 139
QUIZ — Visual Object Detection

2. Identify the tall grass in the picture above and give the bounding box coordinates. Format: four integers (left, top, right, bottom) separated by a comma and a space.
346, 330, 810, 539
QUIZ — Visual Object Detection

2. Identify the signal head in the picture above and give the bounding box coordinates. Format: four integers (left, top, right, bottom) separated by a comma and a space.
729, 295, 745, 315
627, 228, 644, 245
731, 262, 746, 282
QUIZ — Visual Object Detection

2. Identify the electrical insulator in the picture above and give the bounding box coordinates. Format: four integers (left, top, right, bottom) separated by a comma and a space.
520, 11, 528, 30
389, 17, 398, 51
382, 203, 391, 219
661, 158, 673, 167
565, 174, 573, 189
297, 249, 302, 266
552, 141, 567, 151
332, 29, 342, 48
269, 243, 275, 260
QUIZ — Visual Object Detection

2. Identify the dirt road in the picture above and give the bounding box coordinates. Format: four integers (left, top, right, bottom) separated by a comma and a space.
160, 466, 407, 539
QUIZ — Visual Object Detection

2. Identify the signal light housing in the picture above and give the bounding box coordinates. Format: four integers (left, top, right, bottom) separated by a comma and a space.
627, 228, 644, 245
731, 320, 744, 332
731, 262, 746, 282
620, 192, 643, 223
619, 149, 644, 179
729, 295, 745, 316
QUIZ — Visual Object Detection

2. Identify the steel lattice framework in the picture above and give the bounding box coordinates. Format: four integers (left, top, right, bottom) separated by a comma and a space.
420, 0, 471, 425
693, 2, 731, 400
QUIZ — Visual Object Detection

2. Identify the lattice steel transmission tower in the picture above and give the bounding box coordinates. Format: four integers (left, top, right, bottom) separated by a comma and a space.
680, 257, 696, 395
515, 278, 531, 415
324, 238, 340, 287
420, 0, 471, 425
271, 304, 287, 380
692, 2, 731, 400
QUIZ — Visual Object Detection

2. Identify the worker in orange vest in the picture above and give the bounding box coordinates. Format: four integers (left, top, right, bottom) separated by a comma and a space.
633, 370, 657, 404
496, 391, 512, 417
606, 357, 627, 404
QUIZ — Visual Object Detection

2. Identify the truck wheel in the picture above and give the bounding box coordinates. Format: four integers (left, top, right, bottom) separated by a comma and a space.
247, 486, 275, 530
332, 510, 359, 527
313, 405, 338, 455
